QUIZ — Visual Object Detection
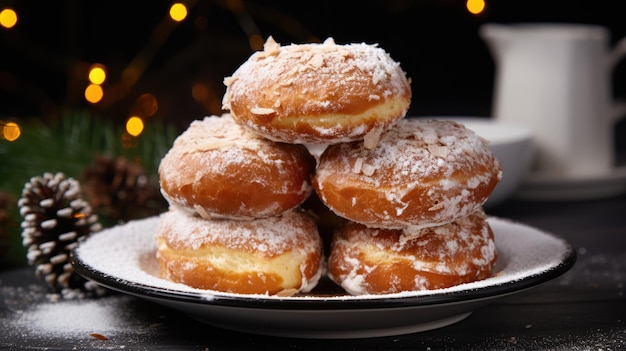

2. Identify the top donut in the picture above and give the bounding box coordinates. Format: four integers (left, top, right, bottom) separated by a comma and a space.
222, 37, 412, 144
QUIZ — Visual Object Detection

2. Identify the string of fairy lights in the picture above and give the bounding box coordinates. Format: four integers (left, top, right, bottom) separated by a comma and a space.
0, 8, 19, 141
0, 0, 488, 143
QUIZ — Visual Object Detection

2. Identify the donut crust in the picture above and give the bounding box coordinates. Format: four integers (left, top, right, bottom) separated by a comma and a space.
222, 37, 412, 144
156, 209, 324, 296
313, 119, 502, 229
327, 211, 497, 295
158, 114, 316, 219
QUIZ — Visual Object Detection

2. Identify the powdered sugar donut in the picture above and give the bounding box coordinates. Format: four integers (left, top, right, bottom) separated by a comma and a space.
156, 208, 324, 296
327, 210, 497, 295
312, 119, 502, 229
222, 37, 412, 144
158, 114, 315, 220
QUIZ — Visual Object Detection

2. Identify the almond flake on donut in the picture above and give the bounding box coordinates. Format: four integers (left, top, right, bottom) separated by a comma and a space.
250, 107, 275, 115
363, 126, 384, 150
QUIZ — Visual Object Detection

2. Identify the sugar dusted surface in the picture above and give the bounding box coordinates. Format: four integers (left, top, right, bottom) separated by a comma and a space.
74, 216, 571, 301
1, 282, 159, 345
318, 119, 498, 190
157, 209, 319, 255
14, 296, 152, 337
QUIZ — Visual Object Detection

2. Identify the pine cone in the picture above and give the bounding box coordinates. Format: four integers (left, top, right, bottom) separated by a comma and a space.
19, 172, 107, 299
81, 155, 167, 223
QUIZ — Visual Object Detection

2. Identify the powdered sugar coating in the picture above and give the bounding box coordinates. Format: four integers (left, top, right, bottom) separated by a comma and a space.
328, 211, 497, 295
222, 37, 411, 144
156, 209, 321, 257
155, 209, 324, 295
313, 119, 502, 228
168, 114, 266, 152
158, 114, 315, 219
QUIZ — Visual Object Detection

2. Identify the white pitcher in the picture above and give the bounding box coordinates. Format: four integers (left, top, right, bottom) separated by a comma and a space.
480, 23, 626, 179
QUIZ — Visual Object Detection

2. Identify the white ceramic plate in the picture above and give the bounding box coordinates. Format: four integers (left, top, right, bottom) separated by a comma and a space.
71, 216, 575, 339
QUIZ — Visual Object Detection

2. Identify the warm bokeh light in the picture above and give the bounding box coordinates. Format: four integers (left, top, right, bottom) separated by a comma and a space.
169, 3, 188, 22
191, 82, 221, 113
191, 82, 210, 102
126, 116, 144, 137
84, 84, 104, 103
0, 8, 18, 29
121, 66, 140, 88
249, 34, 264, 51
2, 121, 21, 141
194, 16, 208, 30
88, 64, 107, 85
136, 93, 158, 117
121, 132, 139, 148
466, 0, 486, 15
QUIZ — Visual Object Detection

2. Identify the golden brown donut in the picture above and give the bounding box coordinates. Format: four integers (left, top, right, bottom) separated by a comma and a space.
222, 37, 412, 144
158, 114, 316, 220
156, 208, 324, 296
312, 119, 502, 229
327, 210, 497, 295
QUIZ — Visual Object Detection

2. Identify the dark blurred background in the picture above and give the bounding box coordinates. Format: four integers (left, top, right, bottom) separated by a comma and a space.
2, 0, 626, 128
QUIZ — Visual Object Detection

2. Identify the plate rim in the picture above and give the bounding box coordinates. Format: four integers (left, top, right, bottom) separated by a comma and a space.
70, 217, 577, 311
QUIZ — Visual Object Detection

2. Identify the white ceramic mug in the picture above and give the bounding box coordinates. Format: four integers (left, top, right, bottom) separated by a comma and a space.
481, 23, 626, 179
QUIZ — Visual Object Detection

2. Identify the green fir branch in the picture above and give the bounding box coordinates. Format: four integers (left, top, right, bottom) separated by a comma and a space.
0, 110, 178, 268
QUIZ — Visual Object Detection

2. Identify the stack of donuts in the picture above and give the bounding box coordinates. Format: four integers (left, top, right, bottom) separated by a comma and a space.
156, 115, 323, 296
156, 37, 502, 296
315, 119, 501, 295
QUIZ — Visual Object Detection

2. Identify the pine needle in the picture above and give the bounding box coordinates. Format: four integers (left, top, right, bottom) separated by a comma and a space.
1, 111, 179, 266
0, 110, 178, 209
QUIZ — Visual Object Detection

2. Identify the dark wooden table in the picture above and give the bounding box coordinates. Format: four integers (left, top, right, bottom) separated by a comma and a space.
1, 195, 625, 350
